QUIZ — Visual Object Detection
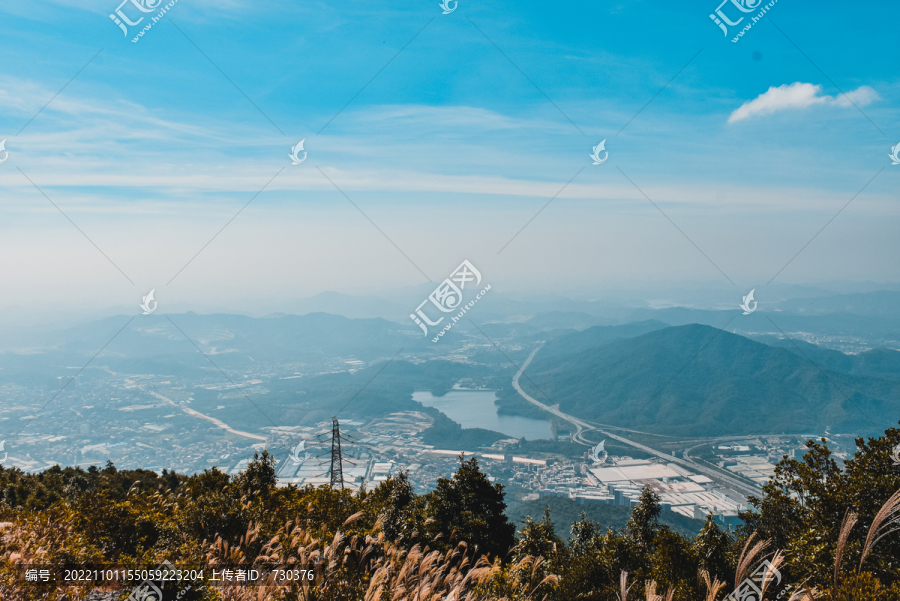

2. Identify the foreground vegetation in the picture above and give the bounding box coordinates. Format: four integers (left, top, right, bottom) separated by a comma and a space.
1, 425, 899, 600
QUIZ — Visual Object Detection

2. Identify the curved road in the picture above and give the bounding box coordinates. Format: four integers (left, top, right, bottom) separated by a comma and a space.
512, 346, 594, 446
511, 345, 763, 498
146, 390, 266, 441
598, 430, 762, 498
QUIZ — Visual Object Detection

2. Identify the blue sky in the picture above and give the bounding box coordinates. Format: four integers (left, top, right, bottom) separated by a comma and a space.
0, 0, 897, 317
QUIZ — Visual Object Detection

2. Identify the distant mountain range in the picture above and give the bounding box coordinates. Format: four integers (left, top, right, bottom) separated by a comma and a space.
461, 290, 900, 349
3, 292, 899, 440
1, 311, 424, 362
499, 323, 900, 437
0, 312, 428, 391
4, 288, 899, 356
623, 307, 900, 344
772, 290, 900, 319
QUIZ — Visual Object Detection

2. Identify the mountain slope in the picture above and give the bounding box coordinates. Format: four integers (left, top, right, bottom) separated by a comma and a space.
535, 321, 669, 360
508, 324, 900, 436
751, 335, 900, 382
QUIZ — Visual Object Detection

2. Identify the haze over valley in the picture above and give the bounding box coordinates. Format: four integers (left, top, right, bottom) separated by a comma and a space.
0, 284, 894, 534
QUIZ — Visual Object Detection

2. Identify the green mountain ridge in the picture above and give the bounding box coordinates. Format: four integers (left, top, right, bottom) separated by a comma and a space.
749, 334, 900, 381
500, 324, 900, 436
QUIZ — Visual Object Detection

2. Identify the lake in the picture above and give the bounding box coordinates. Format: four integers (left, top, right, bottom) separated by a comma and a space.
412, 390, 551, 440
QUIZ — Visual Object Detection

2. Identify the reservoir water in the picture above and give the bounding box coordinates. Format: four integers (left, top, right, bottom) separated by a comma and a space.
413, 390, 551, 440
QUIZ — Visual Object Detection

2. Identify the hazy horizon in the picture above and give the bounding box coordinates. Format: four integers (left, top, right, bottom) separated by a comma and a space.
2, 1, 898, 322
2, 279, 900, 333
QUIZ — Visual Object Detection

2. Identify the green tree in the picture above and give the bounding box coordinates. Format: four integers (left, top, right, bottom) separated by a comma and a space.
569, 512, 603, 557
513, 507, 563, 562
693, 513, 734, 584
739, 426, 900, 591
627, 487, 662, 549
233, 451, 277, 499
178, 483, 248, 544
425, 455, 515, 559
555, 513, 624, 600
285, 484, 363, 536
365, 471, 425, 546
649, 528, 699, 598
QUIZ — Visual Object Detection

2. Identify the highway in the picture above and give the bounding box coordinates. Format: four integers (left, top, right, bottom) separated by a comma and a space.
511, 344, 763, 499
512, 346, 673, 443
145, 390, 267, 441
598, 430, 762, 498
511, 346, 594, 445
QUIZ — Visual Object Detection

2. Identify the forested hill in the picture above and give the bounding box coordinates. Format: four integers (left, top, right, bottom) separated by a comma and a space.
2, 429, 900, 600
506, 324, 900, 437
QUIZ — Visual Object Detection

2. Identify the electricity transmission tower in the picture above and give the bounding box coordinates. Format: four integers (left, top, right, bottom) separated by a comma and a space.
330, 417, 344, 489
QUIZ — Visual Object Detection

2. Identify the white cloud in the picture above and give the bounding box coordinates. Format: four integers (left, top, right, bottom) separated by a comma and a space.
834, 85, 880, 107
728, 82, 879, 123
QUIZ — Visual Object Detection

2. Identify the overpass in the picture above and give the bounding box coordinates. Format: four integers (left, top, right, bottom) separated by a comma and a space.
511, 344, 763, 499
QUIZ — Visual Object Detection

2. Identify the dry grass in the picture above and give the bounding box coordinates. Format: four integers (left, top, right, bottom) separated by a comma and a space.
759, 550, 785, 600
0, 508, 101, 601
641, 579, 673, 601
788, 586, 820, 601
858, 489, 900, 572
833, 509, 857, 593
201, 518, 559, 601
734, 532, 770, 591
617, 570, 633, 601
698, 569, 726, 601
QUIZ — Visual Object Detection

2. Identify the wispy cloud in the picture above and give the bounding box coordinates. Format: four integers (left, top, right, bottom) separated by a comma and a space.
728, 82, 879, 123
833, 85, 880, 107
0, 73, 891, 213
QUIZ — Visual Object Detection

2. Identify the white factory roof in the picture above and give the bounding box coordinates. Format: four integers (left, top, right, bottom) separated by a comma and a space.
481, 453, 547, 465
660, 491, 742, 510
614, 459, 654, 467
641, 479, 705, 494
671, 505, 696, 519
590, 463, 682, 482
